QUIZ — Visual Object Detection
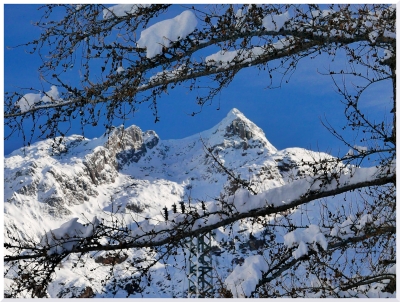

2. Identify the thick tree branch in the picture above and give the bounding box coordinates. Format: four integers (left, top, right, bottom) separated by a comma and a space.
5, 30, 394, 119
5, 173, 394, 262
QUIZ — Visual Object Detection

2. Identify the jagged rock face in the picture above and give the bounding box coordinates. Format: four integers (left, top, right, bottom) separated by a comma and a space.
202, 108, 276, 154
116, 145, 147, 168
273, 148, 339, 183
105, 125, 144, 159
11, 164, 100, 217
226, 118, 254, 140
5, 125, 160, 220
104, 126, 159, 168
42, 167, 98, 204
143, 130, 159, 149
5, 153, 104, 218
5, 162, 40, 200
83, 147, 118, 185
79, 125, 160, 185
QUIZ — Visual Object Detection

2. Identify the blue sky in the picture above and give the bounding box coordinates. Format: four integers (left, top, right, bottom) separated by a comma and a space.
4, 4, 392, 157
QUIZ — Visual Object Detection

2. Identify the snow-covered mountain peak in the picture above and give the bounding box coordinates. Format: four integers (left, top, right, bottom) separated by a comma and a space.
198, 108, 277, 154
225, 107, 246, 120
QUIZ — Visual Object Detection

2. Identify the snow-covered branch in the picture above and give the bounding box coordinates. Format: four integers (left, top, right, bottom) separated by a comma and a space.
228, 225, 395, 297
5, 4, 395, 127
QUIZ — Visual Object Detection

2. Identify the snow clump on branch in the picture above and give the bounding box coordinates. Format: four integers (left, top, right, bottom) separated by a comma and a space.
225, 255, 269, 298
41, 216, 100, 255
137, 10, 198, 58
262, 11, 290, 31
15, 85, 62, 113
284, 224, 328, 259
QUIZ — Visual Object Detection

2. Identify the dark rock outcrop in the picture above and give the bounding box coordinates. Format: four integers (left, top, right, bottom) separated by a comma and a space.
41, 167, 98, 213
95, 253, 128, 265
105, 125, 158, 168
143, 130, 159, 149
78, 287, 94, 298
124, 281, 140, 295
57, 285, 94, 298
83, 147, 118, 185
225, 118, 254, 140
105, 125, 144, 160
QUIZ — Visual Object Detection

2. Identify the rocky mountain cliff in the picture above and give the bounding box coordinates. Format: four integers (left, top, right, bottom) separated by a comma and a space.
4, 108, 336, 298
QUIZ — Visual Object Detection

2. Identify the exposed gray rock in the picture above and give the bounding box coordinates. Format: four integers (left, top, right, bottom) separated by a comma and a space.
225, 118, 253, 140
78, 287, 94, 298
117, 145, 147, 168
276, 157, 297, 173
254, 165, 281, 182
14, 164, 37, 178
6, 162, 41, 199
57, 285, 94, 298
105, 125, 143, 158
143, 130, 159, 149
16, 178, 39, 196
46, 168, 98, 202
105, 125, 150, 168
126, 202, 149, 213
10, 166, 101, 217
83, 147, 118, 185
95, 252, 128, 265
43, 197, 72, 216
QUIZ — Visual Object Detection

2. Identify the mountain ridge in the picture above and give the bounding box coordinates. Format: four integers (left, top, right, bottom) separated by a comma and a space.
5, 107, 336, 224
